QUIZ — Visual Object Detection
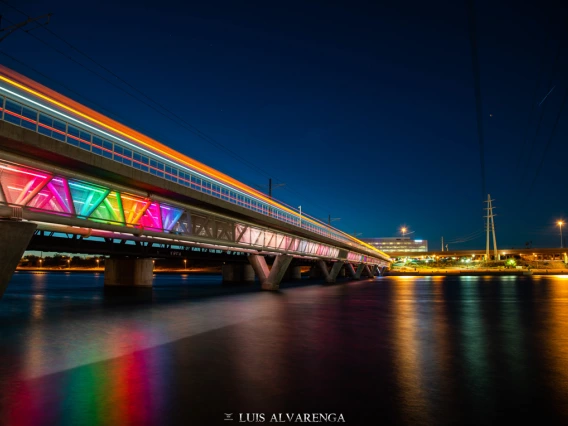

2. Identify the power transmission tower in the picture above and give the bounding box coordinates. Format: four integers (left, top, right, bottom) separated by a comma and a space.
484, 194, 498, 260
0, 13, 51, 43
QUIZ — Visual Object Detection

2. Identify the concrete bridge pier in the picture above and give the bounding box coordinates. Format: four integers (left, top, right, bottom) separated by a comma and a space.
378, 266, 388, 276
363, 264, 375, 278
0, 220, 37, 299
353, 263, 365, 279
248, 254, 293, 291
104, 258, 154, 287
222, 263, 255, 284
309, 263, 322, 279
317, 260, 345, 283
344, 263, 357, 279
283, 265, 302, 282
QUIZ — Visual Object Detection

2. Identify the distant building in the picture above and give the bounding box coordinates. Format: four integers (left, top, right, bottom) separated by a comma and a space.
362, 237, 428, 253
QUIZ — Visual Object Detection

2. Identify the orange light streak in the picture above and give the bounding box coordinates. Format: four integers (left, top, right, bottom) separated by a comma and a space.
0, 65, 386, 257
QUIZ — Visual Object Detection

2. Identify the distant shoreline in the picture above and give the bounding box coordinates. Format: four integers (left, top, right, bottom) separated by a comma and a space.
16, 267, 568, 277
387, 269, 568, 276
15, 267, 222, 275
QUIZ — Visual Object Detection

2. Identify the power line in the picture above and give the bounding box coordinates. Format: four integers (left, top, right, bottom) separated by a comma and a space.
0, 1, 337, 218
466, 0, 486, 201
519, 43, 562, 187
1, 14, 276, 182
445, 228, 484, 244
514, 23, 552, 177
0, 12, 50, 42
528, 87, 568, 193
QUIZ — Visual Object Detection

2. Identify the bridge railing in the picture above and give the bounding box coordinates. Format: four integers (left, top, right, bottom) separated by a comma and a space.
0, 157, 366, 261
0, 91, 388, 261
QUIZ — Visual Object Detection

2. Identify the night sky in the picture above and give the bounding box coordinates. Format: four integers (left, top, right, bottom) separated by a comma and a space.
2, 0, 567, 250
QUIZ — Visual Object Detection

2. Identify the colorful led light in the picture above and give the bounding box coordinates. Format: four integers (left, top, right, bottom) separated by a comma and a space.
0, 66, 387, 259
90, 191, 124, 224
121, 194, 151, 225
139, 202, 163, 231
161, 205, 184, 232
0, 164, 50, 205
68, 180, 109, 218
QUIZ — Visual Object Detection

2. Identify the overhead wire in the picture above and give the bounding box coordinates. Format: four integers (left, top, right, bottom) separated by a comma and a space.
466, 0, 487, 200
518, 44, 562, 187
0, 0, 336, 218
514, 22, 552, 177
445, 229, 485, 244
528, 87, 568, 193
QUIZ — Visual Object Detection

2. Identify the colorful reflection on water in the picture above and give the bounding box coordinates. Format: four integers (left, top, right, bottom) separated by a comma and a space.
2, 273, 568, 425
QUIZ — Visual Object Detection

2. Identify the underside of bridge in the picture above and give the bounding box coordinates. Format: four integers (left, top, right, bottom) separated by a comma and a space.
0, 224, 385, 297
0, 70, 391, 298
0, 220, 37, 297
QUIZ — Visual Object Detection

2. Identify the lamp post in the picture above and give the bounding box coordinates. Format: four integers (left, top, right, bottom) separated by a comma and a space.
67, 258, 70, 269
558, 221, 564, 248
96, 258, 100, 269
401, 227, 407, 237
183, 259, 187, 270
39, 258, 42, 269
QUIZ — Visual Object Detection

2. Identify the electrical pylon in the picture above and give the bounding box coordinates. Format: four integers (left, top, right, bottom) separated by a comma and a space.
484, 194, 498, 260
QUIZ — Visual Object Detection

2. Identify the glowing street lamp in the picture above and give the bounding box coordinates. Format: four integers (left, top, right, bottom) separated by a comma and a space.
96, 258, 100, 268
67, 258, 70, 268
558, 221, 564, 248
183, 259, 187, 270
401, 227, 407, 237
39, 258, 42, 268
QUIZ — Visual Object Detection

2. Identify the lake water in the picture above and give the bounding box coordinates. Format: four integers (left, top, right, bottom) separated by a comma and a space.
1, 272, 568, 425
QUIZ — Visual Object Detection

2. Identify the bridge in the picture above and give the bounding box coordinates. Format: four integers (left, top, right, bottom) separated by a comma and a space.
0, 66, 391, 298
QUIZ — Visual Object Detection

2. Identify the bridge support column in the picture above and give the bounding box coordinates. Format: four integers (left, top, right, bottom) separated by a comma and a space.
344, 263, 356, 279
363, 264, 375, 278
222, 264, 255, 284
354, 263, 365, 279
248, 254, 293, 291
317, 260, 345, 283
104, 258, 154, 287
283, 265, 302, 281
309, 264, 322, 279
0, 220, 37, 299
370, 265, 379, 276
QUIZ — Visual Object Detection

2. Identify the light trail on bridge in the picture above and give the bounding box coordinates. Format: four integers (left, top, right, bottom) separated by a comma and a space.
0, 65, 385, 257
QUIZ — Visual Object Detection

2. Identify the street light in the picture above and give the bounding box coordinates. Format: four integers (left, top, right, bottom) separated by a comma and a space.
39, 258, 42, 269
67, 258, 70, 268
96, 258, 100, 269
183, 259, 187, 270
558, 221, 564, 248
401, 227, 407, 237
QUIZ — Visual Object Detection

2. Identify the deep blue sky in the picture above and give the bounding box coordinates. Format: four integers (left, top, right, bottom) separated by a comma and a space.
2, 0, 568, 249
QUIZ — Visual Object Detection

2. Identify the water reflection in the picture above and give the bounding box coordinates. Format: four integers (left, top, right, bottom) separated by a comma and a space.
542, 277, 568, 420
2, 273, 568, 425
391, 277, 431, 425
